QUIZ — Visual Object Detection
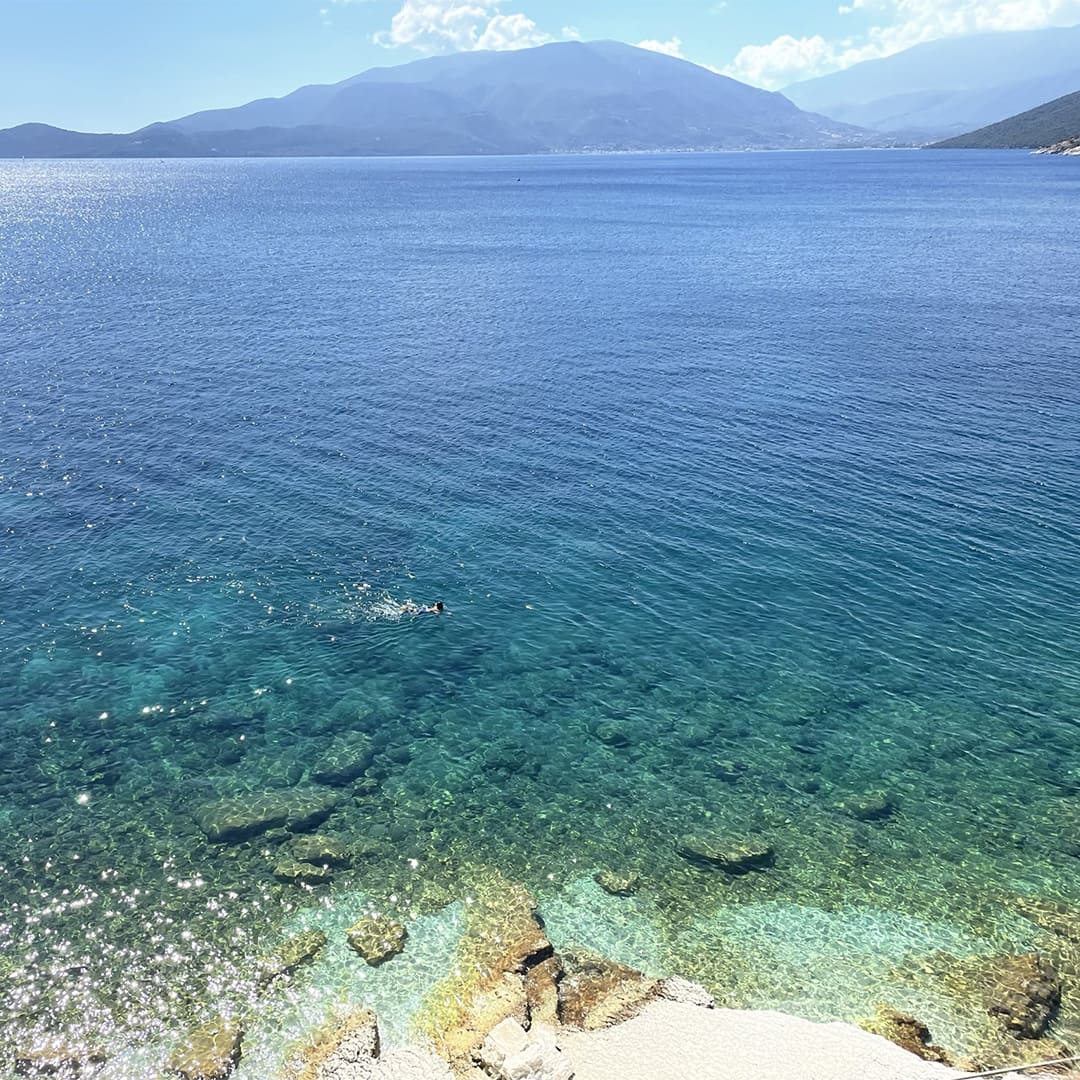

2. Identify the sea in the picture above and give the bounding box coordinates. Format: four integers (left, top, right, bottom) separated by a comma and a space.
1, 150, 1079, 1076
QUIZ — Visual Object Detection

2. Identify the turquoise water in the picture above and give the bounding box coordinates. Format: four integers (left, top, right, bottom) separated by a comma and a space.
2, 151, 1080, 1071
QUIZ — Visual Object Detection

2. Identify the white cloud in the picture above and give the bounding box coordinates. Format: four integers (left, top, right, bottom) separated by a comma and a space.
724, 34, 839, 87
635, 36, 686, 59
375, 0, 552, 52
476, 11, 549, 50
725, 0, 1080, 88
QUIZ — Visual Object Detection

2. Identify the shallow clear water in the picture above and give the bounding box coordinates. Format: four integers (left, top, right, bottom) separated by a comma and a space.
1, 151, 1079, 1071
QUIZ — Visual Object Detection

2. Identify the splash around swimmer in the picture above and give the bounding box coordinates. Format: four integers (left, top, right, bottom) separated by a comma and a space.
400, 600, 445, 616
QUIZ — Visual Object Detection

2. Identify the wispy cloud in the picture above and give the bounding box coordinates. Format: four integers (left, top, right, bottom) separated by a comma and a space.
375, 0, 553, 52
725, 0, 1080, 88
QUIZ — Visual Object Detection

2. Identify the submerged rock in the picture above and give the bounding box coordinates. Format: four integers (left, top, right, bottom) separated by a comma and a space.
710, 758, 749, 783
215, 737, 247, 768
593, 868, 639, 896
589, 721, 632, 748
256, 929, 328, 987
311, 734, 375, 786
675, 833, 775, 874
194, 788, 341, 843
289, 833, 352, 867
858, 1006, 951, 1064
274, 857, 334, 885
558, 952, 659, 1030
14, 1041, 106, 1076
931, 949, 1062, 1055
294, 1006, 379, 1080
346, 914, 407, 966
166, 1016, 242, 1079
836, 791, 895, 821
985, 954, 1060, 1039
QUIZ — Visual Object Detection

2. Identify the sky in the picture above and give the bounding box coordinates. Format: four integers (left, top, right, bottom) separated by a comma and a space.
1, 0, 1079, 131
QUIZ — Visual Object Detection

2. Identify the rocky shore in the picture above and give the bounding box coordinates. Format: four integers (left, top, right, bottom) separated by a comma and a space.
9, 722, 1080, 1080
1035, 136, 1080, 155
21, 873, 1079, 1080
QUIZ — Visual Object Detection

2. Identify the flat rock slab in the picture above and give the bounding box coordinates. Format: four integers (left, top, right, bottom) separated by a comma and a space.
560, 1000, 963, 1080
194, 789, 341, 843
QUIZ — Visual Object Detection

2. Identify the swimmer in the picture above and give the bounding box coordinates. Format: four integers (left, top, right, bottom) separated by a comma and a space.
401, 600, 445, 615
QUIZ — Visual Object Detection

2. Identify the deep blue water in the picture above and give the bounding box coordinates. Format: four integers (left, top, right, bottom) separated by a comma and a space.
1, 150, 1080, 1070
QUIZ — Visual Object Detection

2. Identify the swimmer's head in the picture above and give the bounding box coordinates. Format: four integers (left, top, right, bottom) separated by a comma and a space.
435, 601, 445, 611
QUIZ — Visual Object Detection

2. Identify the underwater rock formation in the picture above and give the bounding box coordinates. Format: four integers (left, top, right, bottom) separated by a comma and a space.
593, 869, 639, 896
857, 1006, 952, 1063
274, 857, 335, 885
194, 788, 341, 843
346, 914, 407, 966
588, 721, 632, 748
674, 833, 775, 873
835, 791, 895, 821
166, 1016, 242, 1079
311, 734, 375, 786
256, 929, 328, 987
289, 833, 353, 866
921, 947, 1065, 1068
13, 1041, 106, 1076
985, 953, 1061, 1039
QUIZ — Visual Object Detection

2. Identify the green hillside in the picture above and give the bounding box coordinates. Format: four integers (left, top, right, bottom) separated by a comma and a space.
931, 88, 1080, 147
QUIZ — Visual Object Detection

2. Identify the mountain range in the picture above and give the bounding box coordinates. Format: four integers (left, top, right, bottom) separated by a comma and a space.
0, 40, 871, 158
785, 24, 1080, 140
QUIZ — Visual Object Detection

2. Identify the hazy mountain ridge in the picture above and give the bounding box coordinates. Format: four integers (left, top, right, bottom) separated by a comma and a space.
0, 40, 875, 158
785, 25, 1080, 139
930, 90, 1080, 149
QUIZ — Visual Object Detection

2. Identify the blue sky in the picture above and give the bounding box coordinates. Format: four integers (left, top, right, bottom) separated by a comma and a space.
2, 0, 1079, 131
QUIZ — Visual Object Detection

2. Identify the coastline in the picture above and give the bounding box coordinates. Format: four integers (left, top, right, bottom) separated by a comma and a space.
17, 876, 1077, 1080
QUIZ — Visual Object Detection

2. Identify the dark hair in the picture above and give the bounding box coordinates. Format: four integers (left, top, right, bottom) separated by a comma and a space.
435, 601, 444, 611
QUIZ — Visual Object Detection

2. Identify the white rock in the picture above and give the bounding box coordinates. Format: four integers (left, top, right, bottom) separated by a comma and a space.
479, 1020, 573, 1080
659, 976, 715, 1009
480, 1018, 532, 1071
